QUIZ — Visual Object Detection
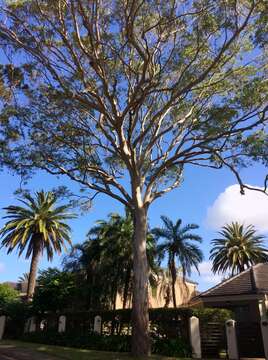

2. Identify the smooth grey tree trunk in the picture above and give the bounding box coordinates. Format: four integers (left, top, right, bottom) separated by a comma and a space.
131, 206, 150, 356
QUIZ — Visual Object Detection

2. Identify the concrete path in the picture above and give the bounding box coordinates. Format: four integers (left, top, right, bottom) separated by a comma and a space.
0, 344, 60, 360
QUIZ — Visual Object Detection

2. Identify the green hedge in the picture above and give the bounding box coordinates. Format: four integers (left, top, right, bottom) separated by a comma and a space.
62, 307, 192, 322
192, 307, 233, 323
21, 331, 192, 357
5, 306, 231, 357
63, 307, 192, 339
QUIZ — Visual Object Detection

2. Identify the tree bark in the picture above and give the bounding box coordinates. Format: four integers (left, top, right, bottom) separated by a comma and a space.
131, 205, 150, 356
26, 235, 41, 300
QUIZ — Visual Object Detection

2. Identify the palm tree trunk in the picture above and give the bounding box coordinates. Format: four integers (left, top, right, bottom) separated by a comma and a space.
26, 235, 41, 300
170, 255, 177, 308
131, 205, 150, 356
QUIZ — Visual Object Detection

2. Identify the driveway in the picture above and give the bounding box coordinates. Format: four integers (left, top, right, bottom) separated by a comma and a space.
0, 344, 60, 360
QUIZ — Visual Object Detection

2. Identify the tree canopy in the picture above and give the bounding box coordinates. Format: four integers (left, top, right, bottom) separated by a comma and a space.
32, 268, 76, 313
0, 0, 267, 201
0, 190, 75, 299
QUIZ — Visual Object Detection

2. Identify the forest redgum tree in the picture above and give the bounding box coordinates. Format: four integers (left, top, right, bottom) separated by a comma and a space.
0, 0, 268, 355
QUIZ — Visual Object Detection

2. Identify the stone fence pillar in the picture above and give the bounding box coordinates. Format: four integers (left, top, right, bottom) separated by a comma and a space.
260, 318, 268, 360
225, 319, 239, 360
29, 317, 37, 333
259, 299, 268, 359
58, 315, 66, 333
0, 315, 6, 340
189, 316, 201, 359
94, 315, 101, 334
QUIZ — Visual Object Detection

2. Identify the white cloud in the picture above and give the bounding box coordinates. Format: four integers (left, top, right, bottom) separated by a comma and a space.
206, 184, 268, 232
194, 261, 222, 285
0, 263, 5, 273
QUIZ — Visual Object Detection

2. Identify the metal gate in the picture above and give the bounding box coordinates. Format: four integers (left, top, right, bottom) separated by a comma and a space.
236, 321, 265, 358
200, 321, 227, 358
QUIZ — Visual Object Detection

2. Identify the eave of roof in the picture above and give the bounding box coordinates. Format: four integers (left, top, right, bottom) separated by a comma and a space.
197, 263, 268, 298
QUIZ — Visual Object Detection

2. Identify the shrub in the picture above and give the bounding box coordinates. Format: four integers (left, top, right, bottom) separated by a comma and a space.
152, 338, 192, 357
3, 301, 32, 339
21, 331, 131, 352
192, 307, 233, 323
21, 331, 192, 356
0, 284, 19, 311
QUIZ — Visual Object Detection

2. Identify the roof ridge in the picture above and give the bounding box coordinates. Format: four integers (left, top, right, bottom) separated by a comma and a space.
199, 267, 252, 297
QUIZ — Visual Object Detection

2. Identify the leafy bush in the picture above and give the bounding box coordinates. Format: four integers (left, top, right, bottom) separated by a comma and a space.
21, 331, 191, 356
62, 307, 191, 339
2, 301, 32, 339
152, 338, 191, 357
192, 307, 233, 323
0, 283, 19, 311
7, 307, 230, 356
32, 268, 77, 313
21, 331, 131, 352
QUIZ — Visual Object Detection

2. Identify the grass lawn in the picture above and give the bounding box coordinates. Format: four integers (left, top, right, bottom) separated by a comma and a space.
0, 340, 190, 360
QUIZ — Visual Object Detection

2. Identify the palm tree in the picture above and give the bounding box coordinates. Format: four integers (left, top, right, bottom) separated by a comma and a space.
88, 210, 159, 310
0, 191, 75, 300
157, 268, 172, 307
63, 239, 104, 309
153, 216, 203, 307
18, 272, 29, 284
63, 210, 159, 311
210, 222, 268, 276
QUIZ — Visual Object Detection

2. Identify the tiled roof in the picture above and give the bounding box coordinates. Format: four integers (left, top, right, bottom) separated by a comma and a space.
199, 263, 268, 298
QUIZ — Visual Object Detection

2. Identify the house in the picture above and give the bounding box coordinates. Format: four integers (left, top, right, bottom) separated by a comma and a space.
116, 276, 198, 309
191, 263, 268, 321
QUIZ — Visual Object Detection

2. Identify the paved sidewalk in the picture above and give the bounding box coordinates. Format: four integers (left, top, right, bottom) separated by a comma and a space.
0, 344, 61, 360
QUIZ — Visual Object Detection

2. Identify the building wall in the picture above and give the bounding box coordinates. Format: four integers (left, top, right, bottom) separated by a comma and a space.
115, 277, 197, 309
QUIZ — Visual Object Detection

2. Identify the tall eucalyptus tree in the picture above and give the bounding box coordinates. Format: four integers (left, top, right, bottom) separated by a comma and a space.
0, 0, 268, 354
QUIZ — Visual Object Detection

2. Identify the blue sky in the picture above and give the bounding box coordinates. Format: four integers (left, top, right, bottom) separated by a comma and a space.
0, 162, 267, 291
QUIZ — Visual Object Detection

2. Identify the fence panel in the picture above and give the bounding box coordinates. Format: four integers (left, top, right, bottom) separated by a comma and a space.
236, 321, 265, 358
200, 321, 227, 358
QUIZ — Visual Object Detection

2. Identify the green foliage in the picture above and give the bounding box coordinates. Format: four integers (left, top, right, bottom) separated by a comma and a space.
0, 190, 76, 299
20, 331, 191, 357
152, 338, 191, 357
32, 268, 76, 313
21, 331, 131, 352
0, 284, 19, 311
63, 210, 159, 310
7, 307, 229, 356
210, 222, 268, 276
0, 0, 267, 202
192, 308, 233, 323
0, 191, 75, 261
3, 301, 32, 339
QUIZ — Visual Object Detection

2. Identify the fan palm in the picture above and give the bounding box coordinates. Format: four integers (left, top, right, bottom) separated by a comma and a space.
153, 216, 203, 307
210, 222, 268, 276
0, 191, 75, 300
